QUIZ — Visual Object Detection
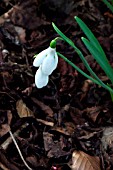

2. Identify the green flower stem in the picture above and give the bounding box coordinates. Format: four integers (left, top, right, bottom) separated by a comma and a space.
52, 22, 109, 85
50, 37, 63, 48
57, 52, 113, 94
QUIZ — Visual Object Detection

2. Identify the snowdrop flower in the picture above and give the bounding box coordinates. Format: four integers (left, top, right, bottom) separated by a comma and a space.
33, 40, 58, 88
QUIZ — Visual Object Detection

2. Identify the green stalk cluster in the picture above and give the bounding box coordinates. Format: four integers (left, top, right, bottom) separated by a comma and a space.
52, 16, 113, 101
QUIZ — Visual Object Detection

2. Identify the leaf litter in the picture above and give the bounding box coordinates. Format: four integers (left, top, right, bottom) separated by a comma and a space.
0, 0, 113, 169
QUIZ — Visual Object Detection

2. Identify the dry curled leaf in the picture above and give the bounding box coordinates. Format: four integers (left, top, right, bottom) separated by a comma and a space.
31, 97, 54, 117
71, 151, 101, 170
16, 99, 34, 118
101, 127, 113, 150
0, 124, 10, 137
0, 110, 12, 137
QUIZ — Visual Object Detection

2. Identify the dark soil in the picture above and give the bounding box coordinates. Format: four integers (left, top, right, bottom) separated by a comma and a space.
0, 0, 113, 169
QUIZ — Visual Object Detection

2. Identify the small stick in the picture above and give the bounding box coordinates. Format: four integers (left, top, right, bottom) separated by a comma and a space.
36, 118, 54, 126
9, 130, 32, 170
0, 162, 10, 170
1, 123, 28, 150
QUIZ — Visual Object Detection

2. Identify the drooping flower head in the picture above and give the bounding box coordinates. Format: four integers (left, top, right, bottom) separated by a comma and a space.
33, 39, 58, 88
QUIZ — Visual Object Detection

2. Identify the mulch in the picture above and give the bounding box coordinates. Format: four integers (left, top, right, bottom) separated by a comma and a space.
0, 0, 113, 169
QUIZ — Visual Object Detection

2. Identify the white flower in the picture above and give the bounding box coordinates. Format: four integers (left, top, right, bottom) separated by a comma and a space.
33, 47, 58, 88
35, 66, 49, 88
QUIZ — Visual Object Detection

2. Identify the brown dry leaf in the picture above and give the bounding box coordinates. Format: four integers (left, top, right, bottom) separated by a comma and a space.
8, 2, 50, 30
0, 110, 12, 137
80, 79, 93, 101
16, 99, 34, 118
7, 110, 12, 125
43, 132, 70, 158
101, 127, 113, 150
26, 155, 39, 168
51, 122, 76, 136
31, 97, 54, 117
58, 58, 69, 75
15, 26, 26, 43
0, 124, 10, 137
71, 151, 101, 170
84, 106, 102, 123
70, 107, 86, 125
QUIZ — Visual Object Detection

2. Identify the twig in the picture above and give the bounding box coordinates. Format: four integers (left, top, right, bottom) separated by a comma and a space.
0, 162, 10, 170
9, 130, 32, 170
36, 118, 54, 126
1, 123, 28, 150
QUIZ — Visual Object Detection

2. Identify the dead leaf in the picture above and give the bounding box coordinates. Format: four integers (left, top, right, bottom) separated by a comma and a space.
15, 26, 26, 43
83, 106, 102, 123
0, 110, 12, 137
26, 155, 38, 168
16, 99, 34, 118
69, 107, 86, 125
51, 122, 76, 136
0, 124, 10, 137
8, 2, 50, 30
31, 97, 54, 117
43, 132, 71, 158
101, 127, 113, 150
71, 151, 101, 170
7, 110, 12, 125
80, 79, 93, 101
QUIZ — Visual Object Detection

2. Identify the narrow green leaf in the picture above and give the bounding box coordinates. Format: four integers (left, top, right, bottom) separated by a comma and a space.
82, 37, 113, 84
102, 0, 113, 13
52, 22, 75, 47
112, 0, 113, 6
107, 83, 113, 101
52, 22, 111, 86
74, 16, 109, 63
57, 52, 113, 94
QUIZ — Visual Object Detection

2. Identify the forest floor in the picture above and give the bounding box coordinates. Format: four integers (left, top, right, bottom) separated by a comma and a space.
0, 0, 113, 169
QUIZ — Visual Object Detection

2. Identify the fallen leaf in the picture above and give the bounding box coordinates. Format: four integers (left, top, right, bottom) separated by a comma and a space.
71, 150, 101, 170
7, 110, 12, 125
15, 26, 26, 43
43, 132, 71, 158
26, 155, 38, 168
16, 99, 34, 118
80, 79, 93, 101
51, 122, 76, 136
0, 124, 10, 137
101, 127, 113, 150
84, 106, 102, 123
0, 110, 12, 137
31, 97, 54, 117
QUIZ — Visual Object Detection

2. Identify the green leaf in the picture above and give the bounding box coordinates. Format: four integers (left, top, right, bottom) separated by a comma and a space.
102, 0, 113, 13
52, 22, 111, 86
74, 16, 109, 63
82, 37, 113, 84
57, 52, 113, 94
52, 22, 75, 48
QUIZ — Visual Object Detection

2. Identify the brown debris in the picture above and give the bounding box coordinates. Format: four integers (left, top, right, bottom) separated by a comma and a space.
0, 0, 113, 169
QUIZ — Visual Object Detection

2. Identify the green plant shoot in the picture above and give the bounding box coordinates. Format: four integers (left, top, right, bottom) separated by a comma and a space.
52, 17, 113, 101
102, 0, 113, 13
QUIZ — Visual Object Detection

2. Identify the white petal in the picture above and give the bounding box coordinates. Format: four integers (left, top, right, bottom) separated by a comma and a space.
35, 67, 49, 88
42, 51, 58, 75
33, 48, 49, 67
